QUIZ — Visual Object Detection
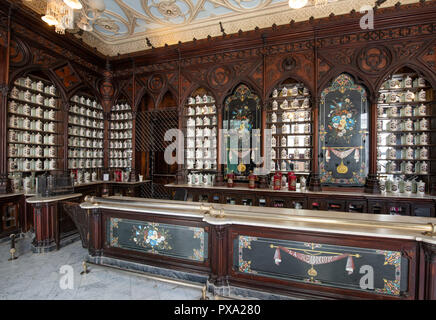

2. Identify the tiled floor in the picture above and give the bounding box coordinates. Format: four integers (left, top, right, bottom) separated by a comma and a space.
0, 234, 203, 300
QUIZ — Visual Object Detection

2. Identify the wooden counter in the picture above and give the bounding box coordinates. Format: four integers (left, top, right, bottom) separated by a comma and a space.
78, 196, 436, 300
166, 183, 436, 217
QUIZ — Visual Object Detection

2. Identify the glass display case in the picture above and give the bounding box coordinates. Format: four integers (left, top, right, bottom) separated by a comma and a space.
67, 94, 104, 185
268, 79, 312, 177
7, 75, 61, 194
109, 101, 133, 172
184, 88, 217, 186
376, 68, 435, 194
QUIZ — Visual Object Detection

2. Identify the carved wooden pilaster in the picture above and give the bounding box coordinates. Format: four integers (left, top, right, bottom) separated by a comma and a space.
130, 110, 137, 182
422, 243, 436, 300
215, 104, 225, 186
365, 96, 380, 194
31, 202, 58, 253
210, 225, 228, 287
88, 208, 103, 257
100, 61, 114, 173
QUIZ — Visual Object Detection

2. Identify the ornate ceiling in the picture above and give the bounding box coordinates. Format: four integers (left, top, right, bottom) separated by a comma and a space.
23, 0, 421, 56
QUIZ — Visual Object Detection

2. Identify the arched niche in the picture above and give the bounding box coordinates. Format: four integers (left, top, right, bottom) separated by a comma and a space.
376, 66, 435, 195
319, 73, 370, 187
8, 70, 63, 193
267, 77, 313, 178
109, 92, 133, 176
223, 83, 262, 177
184, 87, 218, 184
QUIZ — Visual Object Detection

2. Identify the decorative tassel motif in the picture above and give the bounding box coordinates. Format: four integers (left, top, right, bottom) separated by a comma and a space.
326, 149, 330, 162
354, 147, 359, 163
345, 255, 355, 274
274, 248, 281, 265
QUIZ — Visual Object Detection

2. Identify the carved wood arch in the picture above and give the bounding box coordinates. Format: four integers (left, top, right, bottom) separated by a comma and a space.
134, 85, 156, 112
220, 78, 262, 110
318, 68, 375, 104
67, 84, 102, 106
374, 62, 436, 94
266, 74, 314, 103
156, 88, 178, 110
9, 65, 68, 103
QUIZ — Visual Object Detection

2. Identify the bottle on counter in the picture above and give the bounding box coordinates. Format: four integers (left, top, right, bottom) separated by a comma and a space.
288, 171, 297, 191
248, 171, 256, 189
273, 172, 282, 190
227, 171, 235, 188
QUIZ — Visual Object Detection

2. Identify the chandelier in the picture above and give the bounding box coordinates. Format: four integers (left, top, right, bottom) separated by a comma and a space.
39, 0, 106, 34
288, 0, 329, 9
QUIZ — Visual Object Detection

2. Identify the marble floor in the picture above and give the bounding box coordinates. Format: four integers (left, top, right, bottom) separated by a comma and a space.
0, 234, 204, 300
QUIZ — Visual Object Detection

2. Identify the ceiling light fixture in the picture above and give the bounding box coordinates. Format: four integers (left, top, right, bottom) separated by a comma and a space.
39, 0, 105, 35
288, 0, 308, 9
63, 0, 83, 10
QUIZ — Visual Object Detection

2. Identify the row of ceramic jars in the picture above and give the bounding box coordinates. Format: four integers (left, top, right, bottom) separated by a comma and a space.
110, 112, 132, 120
110, 150, 131, 159
68, 158, 103, 169
381, 118, 429, 131
69, 115, 104, 128
186, 115, 217, 127
68, 148, 103, 159
271, 97, 310, 110
9, 130, 56, 145
68, 137, 103, 148
186, 159, 217, 170
188, 95, 215, 105
271, 111, 311, 122
381, 161, 429, 174
69, 105, 104, 119
15, 77, 57, 95
110, 140, 132, 149
382, 76, 426, 89
272, 136, 311, 147
379, 89, 427, 103
10, 116, 56, 132
187, 127, 217, 138
72, 170, 99, 185
382, 104, 427, 117
380, 132, 429, 145
69, 126, 104, 139
271, 149, 311, 160
187, 173, 215, 186
109, 159, 131, 168
112, 104, 131, 111
379, 178, 425, 195
9, 173, 35, 193
271, 160, 310, 172
272, 86, 310, 98
187, 137, 217, 149
8, 101, 57, 120
9, 158, 56, 172
10, 87, 57, 107
110, 122, 132, 130
71, 96, 102, 109
380, 147, 429, 160
271, 123, 311, 135
110, 131, 132, 139
186, 148, 217, 160
9, 145, 56, 158
186, 105, 216, 116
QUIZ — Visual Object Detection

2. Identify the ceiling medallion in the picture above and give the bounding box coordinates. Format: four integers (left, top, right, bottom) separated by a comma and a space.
157, 1, 182, 18
95, 18, 120, 33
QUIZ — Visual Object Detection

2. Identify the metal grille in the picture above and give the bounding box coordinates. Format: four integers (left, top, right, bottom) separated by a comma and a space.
136, 108, 178, 200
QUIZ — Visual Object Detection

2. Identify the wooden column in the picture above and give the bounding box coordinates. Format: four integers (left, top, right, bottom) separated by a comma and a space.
422, 243, 436, 300
88, 208, 103, 257
209, 225, 228, 286
309, 31, 321, 191
215, 104, 225, 186
364, 96, 381, 194
31, 202, 58, 253
0, 6, 11, 194
100, 59, 114, 181
130, 59, 137, 182
176, 49, 184, 185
